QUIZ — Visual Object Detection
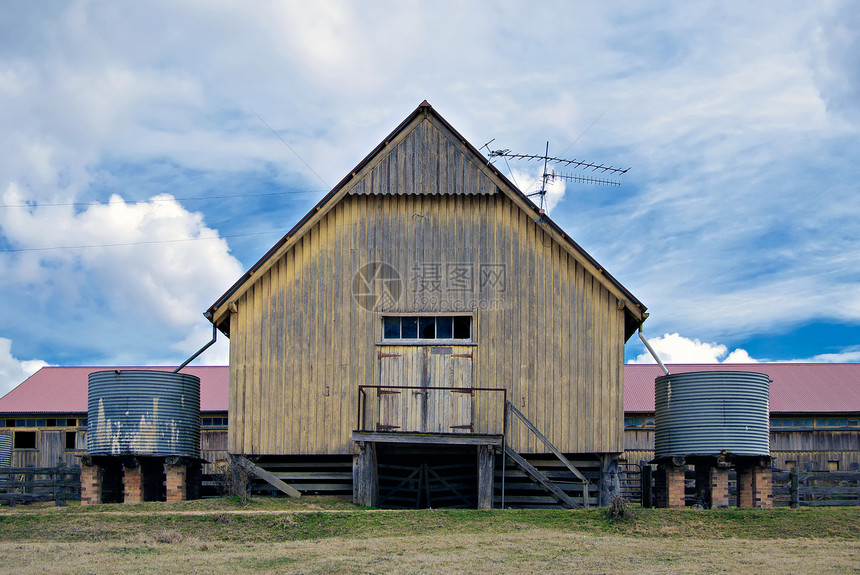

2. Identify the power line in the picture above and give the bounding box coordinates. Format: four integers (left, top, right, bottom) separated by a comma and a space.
0, 230, 284, 253
0, 188, 327, 209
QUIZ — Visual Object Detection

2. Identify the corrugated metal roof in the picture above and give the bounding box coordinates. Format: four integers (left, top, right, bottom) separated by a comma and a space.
0, 366, 228, 414
624, 363, 860, 414
3, 363, 858, 415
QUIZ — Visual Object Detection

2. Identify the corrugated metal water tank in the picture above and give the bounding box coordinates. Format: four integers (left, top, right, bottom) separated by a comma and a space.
655, 371, 770, 458
87, 370, 200, 457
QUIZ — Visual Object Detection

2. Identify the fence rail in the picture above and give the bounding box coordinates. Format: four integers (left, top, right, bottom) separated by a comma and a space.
0, 466, 81, 506
773, 469, 860, 507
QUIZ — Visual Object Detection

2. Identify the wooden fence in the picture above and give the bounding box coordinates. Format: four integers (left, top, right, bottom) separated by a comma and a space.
773, 469, 860, 507
0, 465, 81, 506
632, 466, 860, 508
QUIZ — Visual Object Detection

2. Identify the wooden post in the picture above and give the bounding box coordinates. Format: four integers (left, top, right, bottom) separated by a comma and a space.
353, 441, 378, 507
477, 445, 495, 510
790, 466, 799, 508
641, 464, 653, 508
599, 456, 619, 507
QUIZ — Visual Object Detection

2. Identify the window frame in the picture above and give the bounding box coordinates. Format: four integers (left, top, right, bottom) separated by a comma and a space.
379, 313, 475, 345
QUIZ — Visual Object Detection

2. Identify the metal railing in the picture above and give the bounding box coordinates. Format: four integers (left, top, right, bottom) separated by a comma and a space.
357, 385, 507, 436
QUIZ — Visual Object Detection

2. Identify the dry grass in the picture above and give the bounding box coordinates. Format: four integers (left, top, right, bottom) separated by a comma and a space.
0, 530, 857, 575
1, 500, 858, 574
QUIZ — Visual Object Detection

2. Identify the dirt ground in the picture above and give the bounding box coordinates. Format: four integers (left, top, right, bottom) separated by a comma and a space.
1, 528, 857, 575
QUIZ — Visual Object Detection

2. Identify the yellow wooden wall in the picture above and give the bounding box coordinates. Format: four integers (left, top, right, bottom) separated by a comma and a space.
227, 191, 627, 456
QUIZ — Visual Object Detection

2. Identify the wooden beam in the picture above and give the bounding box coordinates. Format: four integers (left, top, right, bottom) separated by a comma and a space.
351, 431, 503, 446
502, 445, 581, 509
234, 456, 301, 498
507, 403, 589, 484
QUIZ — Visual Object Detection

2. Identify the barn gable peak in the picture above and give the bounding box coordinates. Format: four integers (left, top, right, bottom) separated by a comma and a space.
207, 102, 645, 334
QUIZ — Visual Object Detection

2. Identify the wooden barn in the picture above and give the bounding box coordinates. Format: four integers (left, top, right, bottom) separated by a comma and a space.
205, 101, 647, 508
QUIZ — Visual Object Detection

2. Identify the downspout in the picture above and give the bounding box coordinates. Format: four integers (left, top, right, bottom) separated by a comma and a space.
638, 314, 669, 376
174, 318, 218, 373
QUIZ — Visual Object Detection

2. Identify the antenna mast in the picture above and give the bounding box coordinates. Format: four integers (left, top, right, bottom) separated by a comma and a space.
481, 141, 630, 216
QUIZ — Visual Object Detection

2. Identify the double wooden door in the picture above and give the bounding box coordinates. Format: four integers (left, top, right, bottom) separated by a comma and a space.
377, 346, 473, 433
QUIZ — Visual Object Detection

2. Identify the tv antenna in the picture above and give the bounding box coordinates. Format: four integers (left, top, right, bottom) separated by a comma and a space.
480, 140, 629, 215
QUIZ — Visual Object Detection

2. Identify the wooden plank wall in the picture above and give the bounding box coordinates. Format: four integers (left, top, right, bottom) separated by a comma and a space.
622, 429, 860, 471
227, 116, 627, 457
229, 193, 626, 456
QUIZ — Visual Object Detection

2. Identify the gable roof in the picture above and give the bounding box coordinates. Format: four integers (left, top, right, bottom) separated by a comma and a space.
206, 101, 646, 338
624, 363, 860, 413
0, 366, 228, 414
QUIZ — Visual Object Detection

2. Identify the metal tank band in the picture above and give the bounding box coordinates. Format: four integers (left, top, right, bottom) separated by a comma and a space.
87, 370, 201, 458
655, 371, 770, 458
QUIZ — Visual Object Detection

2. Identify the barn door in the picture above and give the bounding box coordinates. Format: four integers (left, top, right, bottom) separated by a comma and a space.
377, 345, 473, 433
377, 347, 427, 432
448, 347, 474, 433
377, 348, 404, 431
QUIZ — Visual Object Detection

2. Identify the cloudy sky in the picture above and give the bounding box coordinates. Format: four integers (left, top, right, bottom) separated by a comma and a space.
1, 1, 858, 394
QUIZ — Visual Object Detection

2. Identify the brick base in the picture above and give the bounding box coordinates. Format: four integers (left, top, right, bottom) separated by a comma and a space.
123, 465, 144, 504
710, 467, 730, 509
165, 465, 187, 502
80, 464, 102, 506
737, 464, 772, 509
655, 464, 686, 509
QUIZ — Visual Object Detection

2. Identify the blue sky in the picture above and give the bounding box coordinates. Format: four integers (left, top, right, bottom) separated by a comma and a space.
1, 1, 859, 394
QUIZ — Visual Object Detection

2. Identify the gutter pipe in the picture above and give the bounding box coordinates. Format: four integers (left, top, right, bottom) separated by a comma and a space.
174, 319, 218, 373
638, 315, 669, 376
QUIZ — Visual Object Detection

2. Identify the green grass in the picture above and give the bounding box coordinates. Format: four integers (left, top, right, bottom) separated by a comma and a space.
0, 497, 857, 544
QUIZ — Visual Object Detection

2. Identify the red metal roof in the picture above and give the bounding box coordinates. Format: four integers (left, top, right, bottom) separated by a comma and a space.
624, 363, 860, 413
0, 366, 228, 414
3, 363, 858, 415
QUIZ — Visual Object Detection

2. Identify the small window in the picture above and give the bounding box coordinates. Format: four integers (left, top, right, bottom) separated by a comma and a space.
66, 419, 76, 427
65, 431, 76, 450
419, 317, 435, 339
828, 460, 840, 472
383, 317, 400, 339
382, 316, 472, 342
47, 419, 57, 427
14, 431, 36, 449
453, 316, 471, 339
79, 418, 87, 427
436, 316, 453, 339
401, 317, 418, 339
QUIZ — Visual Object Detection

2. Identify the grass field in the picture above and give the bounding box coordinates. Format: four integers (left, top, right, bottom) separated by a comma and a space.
0, 497, 858, 574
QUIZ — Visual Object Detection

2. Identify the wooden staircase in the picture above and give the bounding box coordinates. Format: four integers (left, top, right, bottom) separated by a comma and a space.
499, 401, 595, 509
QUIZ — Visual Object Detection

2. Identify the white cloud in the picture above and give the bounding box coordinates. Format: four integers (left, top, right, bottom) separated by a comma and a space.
0, 338, 49, 396
628, 333, 758, 364
784, 346, 860, 364
0, 187, 243, 362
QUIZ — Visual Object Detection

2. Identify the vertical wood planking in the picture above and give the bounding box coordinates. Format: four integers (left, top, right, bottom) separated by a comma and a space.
226, 116, 631, 456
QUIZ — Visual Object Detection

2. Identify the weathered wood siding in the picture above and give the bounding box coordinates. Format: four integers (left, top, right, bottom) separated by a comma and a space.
622, 429, 860, 471
226, 116, 628, 457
